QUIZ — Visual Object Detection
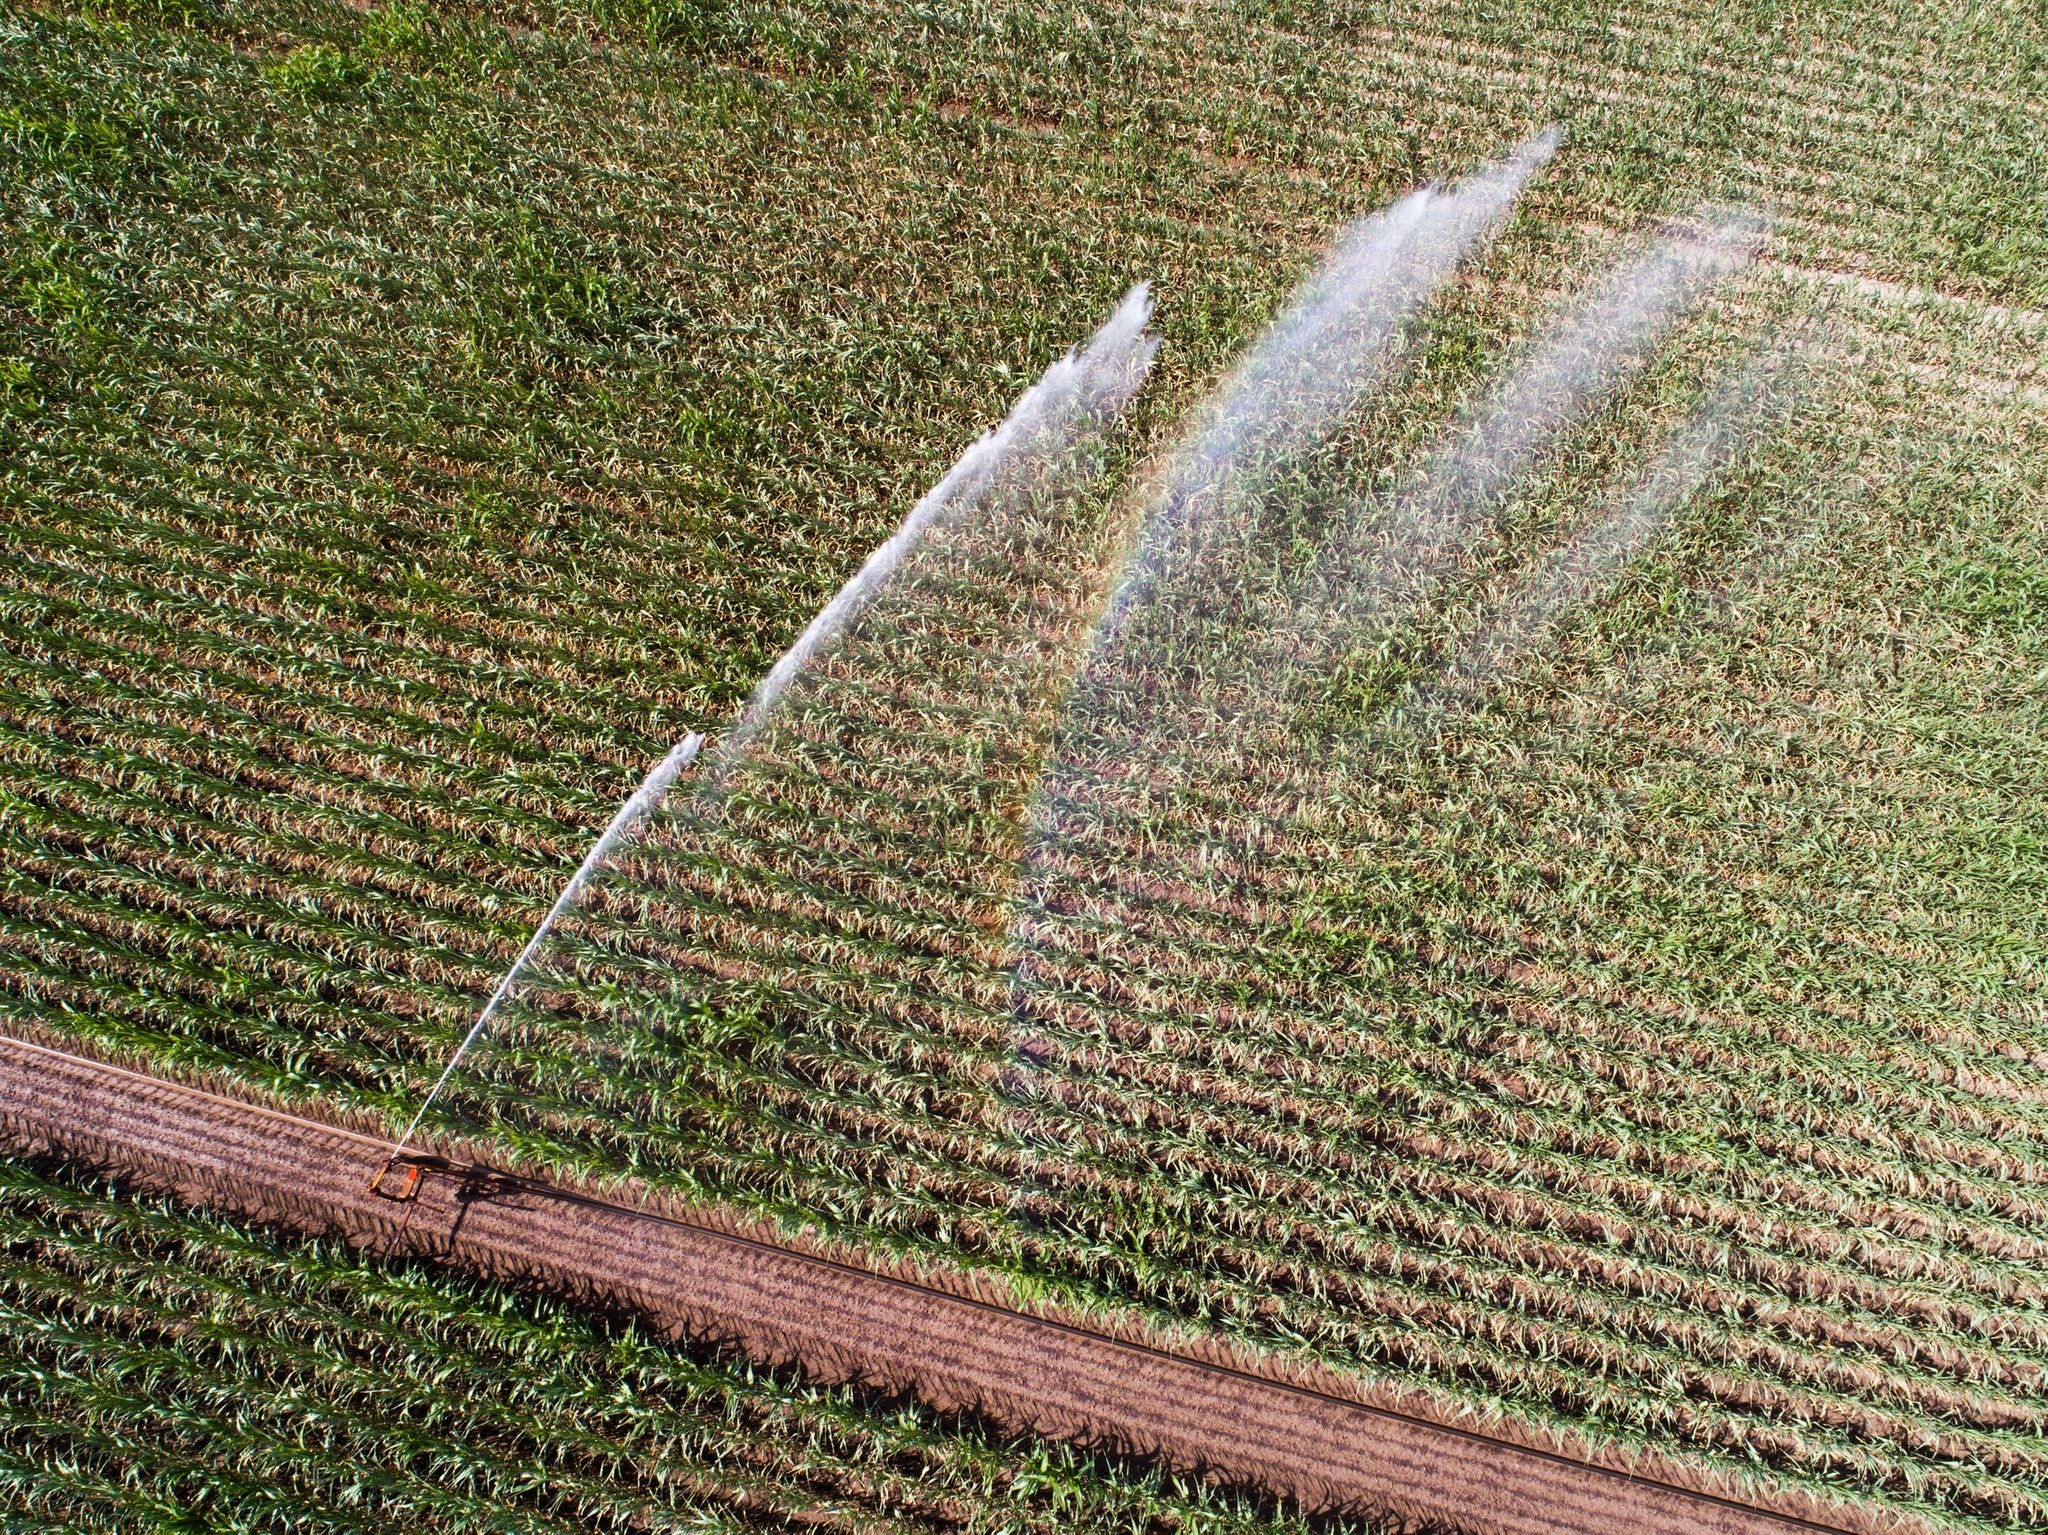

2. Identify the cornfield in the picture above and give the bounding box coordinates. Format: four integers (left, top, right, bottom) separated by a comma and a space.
2, 0, 2043, 1529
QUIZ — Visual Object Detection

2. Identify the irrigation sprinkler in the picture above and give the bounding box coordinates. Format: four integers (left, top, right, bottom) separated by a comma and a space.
367, 1156, 426, 1202
371, 731, 706, 1191
363, 288, 1161, 1197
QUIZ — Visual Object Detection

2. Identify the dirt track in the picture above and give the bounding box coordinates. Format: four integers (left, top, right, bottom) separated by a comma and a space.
0, 1034, 1858, 1535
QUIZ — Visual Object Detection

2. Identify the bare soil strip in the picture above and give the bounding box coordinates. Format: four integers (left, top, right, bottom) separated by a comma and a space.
0, 1034, 1854, 1535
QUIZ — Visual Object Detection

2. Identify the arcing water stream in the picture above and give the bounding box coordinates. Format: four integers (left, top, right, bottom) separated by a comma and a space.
1000, 169, 1776, 1211
391, 288, 1160, 1156
387, 729, 705, 1164
1093, 128, 1561, 650
1003, 133, 1568, 1029
415, 136, 1785, 1298
711, 283, 1161, 775
1420, 355, 1789, 719
1288, 224, 1759, 665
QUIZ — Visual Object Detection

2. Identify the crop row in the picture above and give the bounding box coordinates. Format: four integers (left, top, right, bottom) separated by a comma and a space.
8, 626, 2039, 1383
16, 875, 2031, 1535
796, 0, 2047, 301
5, 1, 2042, 1526
669, 731, 2045, 1168
8, 679, 2039, 1350
0, 1159, 1322, 1535
12, 625, 2021, 1056
16, 818, 2048, 1489
8, 418, 1108, 731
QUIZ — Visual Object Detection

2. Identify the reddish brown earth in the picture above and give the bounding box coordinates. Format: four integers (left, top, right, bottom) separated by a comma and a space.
0, 1034, 1861, 1535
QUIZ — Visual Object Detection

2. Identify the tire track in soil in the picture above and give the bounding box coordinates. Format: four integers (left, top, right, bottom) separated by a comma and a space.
0, 1033, 1870, 1535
